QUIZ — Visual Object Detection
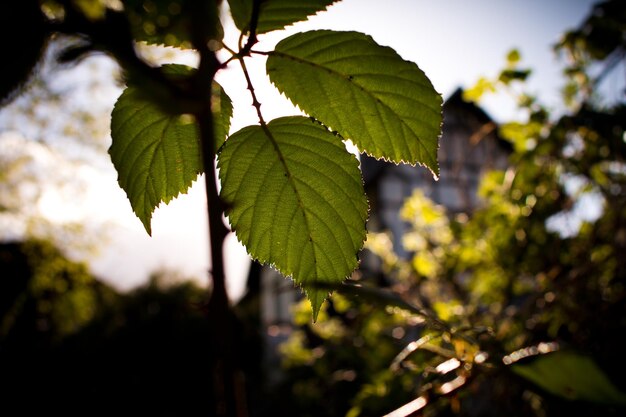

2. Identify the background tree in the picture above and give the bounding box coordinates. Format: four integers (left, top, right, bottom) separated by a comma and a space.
0, 238, 247, 414
0, 22, 119, 255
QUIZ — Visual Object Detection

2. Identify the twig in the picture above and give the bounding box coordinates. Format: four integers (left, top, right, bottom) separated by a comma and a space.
238, 57, 266, 126
189, 2, 248, 416
239, 0, 264, 57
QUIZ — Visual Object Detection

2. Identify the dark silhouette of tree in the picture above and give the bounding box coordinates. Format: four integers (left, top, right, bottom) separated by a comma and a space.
0, 240, 265, 414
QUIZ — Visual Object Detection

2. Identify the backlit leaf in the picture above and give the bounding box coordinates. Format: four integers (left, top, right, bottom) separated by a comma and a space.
110, 65, 232, 234
228, 0, 338, 34
213, 81, 234, 151
267, 30, 442, 176
73, 0, 107, 21
217, 116, 368, 319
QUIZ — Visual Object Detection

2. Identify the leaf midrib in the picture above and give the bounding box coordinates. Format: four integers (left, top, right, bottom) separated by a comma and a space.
260, 123, 319, 278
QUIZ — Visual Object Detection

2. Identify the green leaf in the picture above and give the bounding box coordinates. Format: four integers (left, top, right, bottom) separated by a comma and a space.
463, 77, 496, 102
73, 0, 107, 21
110, 93, 199, 236
512, 351, 626, 405
228, 0, 338, 34
498, 69, 532, 84
110, 65, 232, 234
212, 81, 234, 151
506, 49, 521, 66
266, 30, 442, 176
217, 116, 368, 319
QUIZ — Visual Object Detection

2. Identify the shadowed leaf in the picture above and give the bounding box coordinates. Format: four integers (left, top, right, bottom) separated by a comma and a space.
512, 351, 626, 405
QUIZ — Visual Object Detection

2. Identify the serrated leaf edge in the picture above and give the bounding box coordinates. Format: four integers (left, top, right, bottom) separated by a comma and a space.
218, 116, 369, 319
266, 30, 443, 178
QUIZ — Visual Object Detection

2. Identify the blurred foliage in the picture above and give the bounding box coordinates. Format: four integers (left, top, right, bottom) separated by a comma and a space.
555, 0, 626, 107
0, 238, 264, 413
0, 19, 121, 251
271, 1, 626, 416
0, 239, 110, 344
123, 0, 222, 48
512, 350, 626, 405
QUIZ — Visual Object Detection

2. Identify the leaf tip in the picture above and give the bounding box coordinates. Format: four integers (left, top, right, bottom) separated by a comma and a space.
308, 288, 331, 323
429, 164, 440, 181
311, 308, 320, 323
134, 204, 155, 236
141, 217, 153, 237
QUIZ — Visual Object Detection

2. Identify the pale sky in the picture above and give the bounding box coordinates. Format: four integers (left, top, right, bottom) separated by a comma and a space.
1, 0, 598, 300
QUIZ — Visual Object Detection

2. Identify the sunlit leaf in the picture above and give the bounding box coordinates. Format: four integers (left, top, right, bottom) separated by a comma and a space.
212, 81, 234, 151
217, 116, 368, 319
228, 0, 338, 34
462, 77, 495, 103
512, 351, 626, 405
267, 30, 442, 176
506, 49, 521, 66
73, 0, 107, 20
499, 121, 543, 153
110, 65, 232, 234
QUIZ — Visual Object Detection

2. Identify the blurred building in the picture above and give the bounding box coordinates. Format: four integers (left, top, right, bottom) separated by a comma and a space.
362, 87, 511, 258
252, 87, 511, 328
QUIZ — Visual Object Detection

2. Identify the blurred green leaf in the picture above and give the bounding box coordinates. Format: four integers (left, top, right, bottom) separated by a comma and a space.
499, 121, 543, 152
506, 49, 521, 66
73, 0, 109, 20
512, 351, 626, 405
499, 69, 532, 84
462, 77, 495, 103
